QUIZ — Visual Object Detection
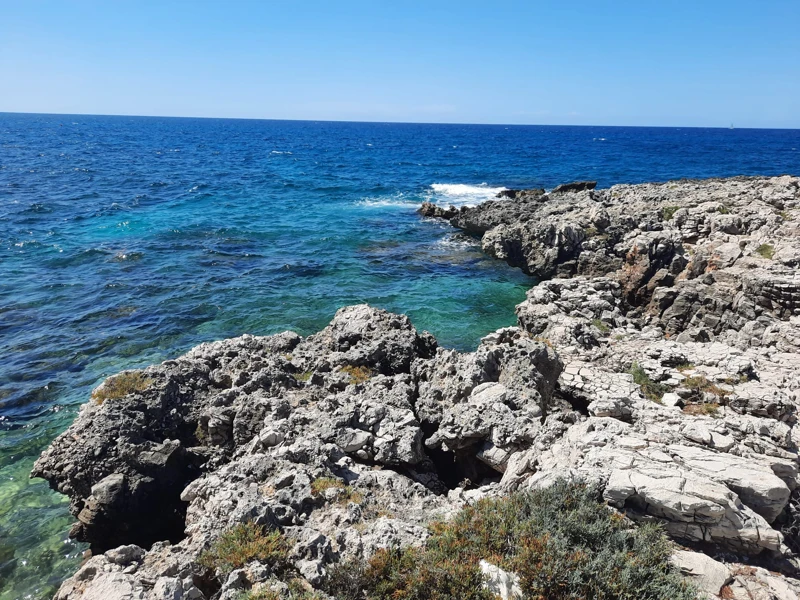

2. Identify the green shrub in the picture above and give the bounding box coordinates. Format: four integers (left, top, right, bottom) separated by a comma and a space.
198, 522, 290, 577
92, 371, 152, 404
661, 206, 681, 221
716, 205, 730, 214
324, 482, 695, 600
755, 243, 775, 259
341, 365, 373, 385
630, 362, 669, 402
591, 318, 610, 335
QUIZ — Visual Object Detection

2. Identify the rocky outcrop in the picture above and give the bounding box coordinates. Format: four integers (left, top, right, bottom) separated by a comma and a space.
35, 175, 800, 599
418, 201, 458, 219
34, 304, 561, 599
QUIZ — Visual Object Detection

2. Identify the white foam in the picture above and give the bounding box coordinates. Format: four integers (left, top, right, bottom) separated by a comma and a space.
357, 195, 417, 209
434, 235, 480, 250
428, 183, 506, 207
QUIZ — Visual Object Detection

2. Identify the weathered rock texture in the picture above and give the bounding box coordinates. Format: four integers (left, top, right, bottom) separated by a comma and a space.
35, 176, 800, 600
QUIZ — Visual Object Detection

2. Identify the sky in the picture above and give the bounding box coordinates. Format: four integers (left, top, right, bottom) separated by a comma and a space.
1, 1, 798, 128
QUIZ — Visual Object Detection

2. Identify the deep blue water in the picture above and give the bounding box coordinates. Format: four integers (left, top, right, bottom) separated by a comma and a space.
1, 114, 798, 598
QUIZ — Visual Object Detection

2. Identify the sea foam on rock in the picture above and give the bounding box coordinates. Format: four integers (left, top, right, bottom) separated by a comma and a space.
35, 175, 800, 599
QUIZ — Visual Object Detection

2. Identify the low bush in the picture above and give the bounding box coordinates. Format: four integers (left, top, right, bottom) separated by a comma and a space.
324, 481, 695, 600
630, 362, 669, 402
91, 371, 152, 404
591, 318, 610, 335
755, 243, 775, 259
198, 522, 290, 577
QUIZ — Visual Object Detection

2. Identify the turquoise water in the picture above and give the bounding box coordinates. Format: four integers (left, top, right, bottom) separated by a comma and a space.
1, 115, 799, 598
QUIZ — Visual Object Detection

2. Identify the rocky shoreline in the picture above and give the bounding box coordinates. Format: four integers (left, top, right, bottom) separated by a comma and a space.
34, 175, 800, 599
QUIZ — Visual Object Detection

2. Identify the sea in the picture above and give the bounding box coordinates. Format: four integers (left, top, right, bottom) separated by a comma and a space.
1, 113, 799, 599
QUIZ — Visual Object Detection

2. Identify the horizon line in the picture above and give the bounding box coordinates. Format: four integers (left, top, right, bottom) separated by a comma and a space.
1, 110, 797, 131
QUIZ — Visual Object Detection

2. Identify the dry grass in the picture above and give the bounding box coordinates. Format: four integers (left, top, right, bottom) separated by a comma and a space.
683, 403, 721, 417
311, 477, 363, 505
198, 522, 290, 577
92, 371, 152, 404
294, 370, 312, 382
341, 364, 373, 385
240, 579, 325, 600
682, 375, 729, 401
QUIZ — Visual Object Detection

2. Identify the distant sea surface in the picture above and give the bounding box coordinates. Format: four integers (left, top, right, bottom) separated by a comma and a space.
1, 114, 798, 598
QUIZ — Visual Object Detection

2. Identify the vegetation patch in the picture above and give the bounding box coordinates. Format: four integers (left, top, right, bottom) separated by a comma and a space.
533, 336, 553, 348
682, 375, 729, 401
591, 318, 610, 335
194, 421, 207, 444
716, 205, 730, 214
310, 477, 363, 504
324, 481, 695, 600
341, 365, 373, 385
755, 243, 775, 259
661, 206, 681, 221
675, 363, 696, 372
630, 362, 670, 402
294, 370, 312, 383
92, 371, 152, 404
240, 579, 325, 600
683, 403, 720, 417
198, 522, 291, 577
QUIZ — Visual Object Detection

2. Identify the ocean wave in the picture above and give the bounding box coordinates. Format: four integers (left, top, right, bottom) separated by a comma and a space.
357, 195, 417, 209
428, 183, 506, 207
433, 235, 480, 251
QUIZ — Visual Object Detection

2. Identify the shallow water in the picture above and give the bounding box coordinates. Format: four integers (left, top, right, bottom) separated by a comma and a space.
1, 115, 799, 598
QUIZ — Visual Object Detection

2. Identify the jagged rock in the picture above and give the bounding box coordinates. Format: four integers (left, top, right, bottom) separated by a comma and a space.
672, 550, 732, 597
551, 181, 597, 194
418, 201, 458, 219
36, 176, 800, 599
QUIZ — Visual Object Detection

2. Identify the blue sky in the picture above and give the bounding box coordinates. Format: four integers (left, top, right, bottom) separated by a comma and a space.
1, 1, 798, 127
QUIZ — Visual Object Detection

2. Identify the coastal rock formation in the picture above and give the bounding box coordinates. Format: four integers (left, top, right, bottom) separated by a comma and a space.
34, 175, 800, 599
